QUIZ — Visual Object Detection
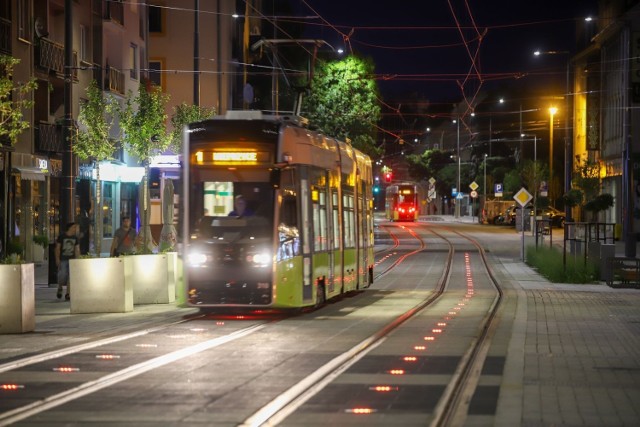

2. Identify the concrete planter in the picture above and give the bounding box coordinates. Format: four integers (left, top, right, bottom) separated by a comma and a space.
69, 257, 132, 313
0, 264, 35, 333
125, 253, 176, 304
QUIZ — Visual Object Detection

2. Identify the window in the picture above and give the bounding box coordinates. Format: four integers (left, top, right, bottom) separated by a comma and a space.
313, 190, 327, 251
148, 60, 163, 88
17, 0, 31, 42
343, 194, 355, 248
79, 25, 90, 63
129, 43, 138, 80
149, 4, 162, 33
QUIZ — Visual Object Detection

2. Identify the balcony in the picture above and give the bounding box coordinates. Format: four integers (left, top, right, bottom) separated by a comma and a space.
36, 122, 63, 153
105, 66, 125, 95
0, 17, 10, 54
35, 38, 78, 79
103, 0, 124, 26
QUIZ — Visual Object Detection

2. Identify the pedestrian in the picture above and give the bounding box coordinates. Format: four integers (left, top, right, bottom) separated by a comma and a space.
110, 215, 136, 257
55, 222, 80, 300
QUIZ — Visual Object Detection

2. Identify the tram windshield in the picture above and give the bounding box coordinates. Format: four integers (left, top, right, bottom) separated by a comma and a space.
188, 179, 275, 240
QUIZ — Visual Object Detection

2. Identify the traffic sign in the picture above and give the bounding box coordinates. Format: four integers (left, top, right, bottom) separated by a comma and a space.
514, 187, 533, 207
469, 181, 479, 191
470, 190, 478, 198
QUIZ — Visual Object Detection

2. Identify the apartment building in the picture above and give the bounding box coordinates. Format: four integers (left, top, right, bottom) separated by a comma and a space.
1, 0, 147, 260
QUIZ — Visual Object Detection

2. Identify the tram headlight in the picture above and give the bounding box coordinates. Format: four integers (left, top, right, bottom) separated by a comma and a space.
246, 252, 271, 267
187, 252, 208, 266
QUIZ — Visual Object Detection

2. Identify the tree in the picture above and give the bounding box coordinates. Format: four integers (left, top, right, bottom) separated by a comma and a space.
118, 83, 171, 252
169, 103, 216, 154
301, 55, 381, 157
75, 80, 118, 256
0, 55, 37, 145
566, 156, 611, 222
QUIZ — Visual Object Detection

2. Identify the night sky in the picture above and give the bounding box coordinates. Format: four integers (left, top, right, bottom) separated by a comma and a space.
290, 0, 599, 104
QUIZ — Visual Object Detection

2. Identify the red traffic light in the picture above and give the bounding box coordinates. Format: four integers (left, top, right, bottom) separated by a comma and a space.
384, 172, 392, 182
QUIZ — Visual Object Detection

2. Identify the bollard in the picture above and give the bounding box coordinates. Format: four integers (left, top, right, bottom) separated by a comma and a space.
624, 234, 636, 258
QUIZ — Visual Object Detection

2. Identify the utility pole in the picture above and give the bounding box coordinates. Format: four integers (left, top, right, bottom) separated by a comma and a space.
194, 0, 199, 106
61, 0, 74, 226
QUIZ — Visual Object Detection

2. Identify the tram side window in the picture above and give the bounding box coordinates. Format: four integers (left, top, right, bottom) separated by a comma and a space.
343, 194, 355, 248
313, 191, 327, 251
332, 191, 340, 250
277, 195, 300, 261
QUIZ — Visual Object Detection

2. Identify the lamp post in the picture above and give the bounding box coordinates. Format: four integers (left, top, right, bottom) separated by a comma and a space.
454, 116, 460, 218
483, 153, 488, 221
549, 106, 557, 204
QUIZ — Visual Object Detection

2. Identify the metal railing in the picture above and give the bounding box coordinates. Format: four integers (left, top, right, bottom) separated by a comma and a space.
103, 0, 124, 25
562, 221, 616, 265
36, 122, 63, 153
36, 37, 78, 79
106, 66, 125, 94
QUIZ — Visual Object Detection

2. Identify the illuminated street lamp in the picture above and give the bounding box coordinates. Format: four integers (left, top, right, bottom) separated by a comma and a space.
453, 116, 461, 218
548, 106, 558, 203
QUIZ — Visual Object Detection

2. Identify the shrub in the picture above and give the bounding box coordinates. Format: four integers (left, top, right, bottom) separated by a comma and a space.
526, 245, 598, 283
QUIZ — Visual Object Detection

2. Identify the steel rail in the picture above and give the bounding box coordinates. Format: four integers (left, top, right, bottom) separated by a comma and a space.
240, 224, 453, 426
428, 227, 505, 427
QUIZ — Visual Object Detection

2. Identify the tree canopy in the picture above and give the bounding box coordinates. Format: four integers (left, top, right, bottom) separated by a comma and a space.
169, 103, 216, 154
118, 83, 171, 164
301, 55, 381, 157
75, 79, 117, 162
0, 55, 37, 145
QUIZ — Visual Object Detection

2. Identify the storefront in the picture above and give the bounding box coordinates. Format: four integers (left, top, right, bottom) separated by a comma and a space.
78, 161, 145, 256
8, 153, 53, 262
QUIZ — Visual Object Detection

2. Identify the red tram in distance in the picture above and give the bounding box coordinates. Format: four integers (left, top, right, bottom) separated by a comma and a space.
385, 183, 419, 222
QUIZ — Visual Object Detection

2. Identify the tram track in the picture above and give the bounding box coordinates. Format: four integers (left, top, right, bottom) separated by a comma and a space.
239, 223, 504, 426
0, 224, 425, 425
239, 222, 454, 426
1, 222, 504, 426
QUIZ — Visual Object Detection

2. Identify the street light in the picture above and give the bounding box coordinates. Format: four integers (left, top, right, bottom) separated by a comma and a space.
483, 153, 488, 220
453, 116, 461, 218
549, 106, 557, 204
522, 133, 538, 213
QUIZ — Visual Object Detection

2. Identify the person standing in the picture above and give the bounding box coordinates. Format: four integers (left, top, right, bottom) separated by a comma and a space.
110, 216, 136, 257
55, 222, 80, 300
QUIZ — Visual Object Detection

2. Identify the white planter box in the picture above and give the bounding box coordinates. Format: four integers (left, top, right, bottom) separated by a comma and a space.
125, 254, 176, 304
69, 258, 132, 313
32, 245, 45, 263
0, 264, 35, 333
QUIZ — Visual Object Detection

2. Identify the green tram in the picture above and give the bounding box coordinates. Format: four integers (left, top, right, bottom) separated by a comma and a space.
182, 111, 375, 310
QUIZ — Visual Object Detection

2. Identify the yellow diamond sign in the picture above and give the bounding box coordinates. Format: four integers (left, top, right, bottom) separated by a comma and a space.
514, 187, 533, 207
469, 181, 479, 191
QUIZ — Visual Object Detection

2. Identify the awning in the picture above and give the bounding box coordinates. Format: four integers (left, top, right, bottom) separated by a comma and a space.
13, 166, 48, 181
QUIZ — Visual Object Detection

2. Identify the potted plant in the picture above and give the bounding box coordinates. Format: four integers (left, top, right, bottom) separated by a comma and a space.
75, 79, 118, 257
0, 254, 35, 333
32, 234, 48, 262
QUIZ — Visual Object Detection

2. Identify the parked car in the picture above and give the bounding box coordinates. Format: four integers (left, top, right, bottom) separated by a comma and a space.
508, 204, 565, 228
536, 206, 566, 228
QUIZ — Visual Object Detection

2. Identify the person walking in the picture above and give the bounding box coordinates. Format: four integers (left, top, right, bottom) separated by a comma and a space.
55, 222, 80, 300
110, 216, 136, 257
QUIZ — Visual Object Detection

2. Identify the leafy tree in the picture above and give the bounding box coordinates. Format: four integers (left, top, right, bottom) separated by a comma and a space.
169, 102, 216, 154
75, 80, 118, 256
118, 83, 171, 252
565, 156, 612, 221
0, 55, 37, 145
301, 55, 381, 158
